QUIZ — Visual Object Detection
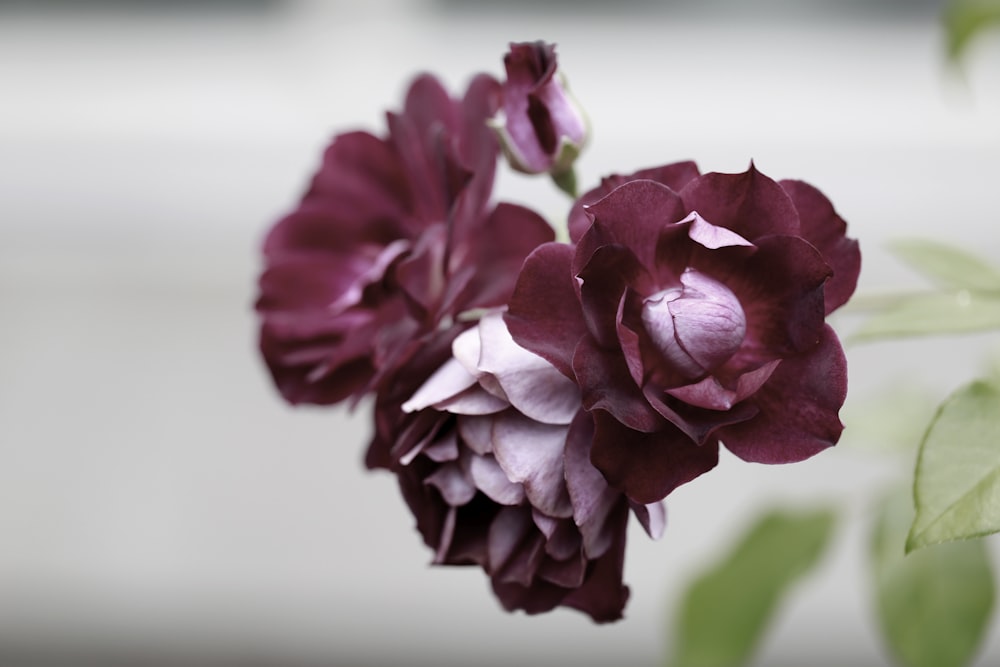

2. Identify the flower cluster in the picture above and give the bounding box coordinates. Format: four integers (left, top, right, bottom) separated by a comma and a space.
256, 41, 860, 623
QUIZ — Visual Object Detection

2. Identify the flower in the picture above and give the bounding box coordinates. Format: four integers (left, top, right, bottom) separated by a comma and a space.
492, 41, 588, 176
392, 311, 665, 622
505, 162, 861, 504
256, 73, 553, 408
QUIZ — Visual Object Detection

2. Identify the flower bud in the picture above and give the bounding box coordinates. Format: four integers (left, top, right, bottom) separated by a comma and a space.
493, 41, 588, 177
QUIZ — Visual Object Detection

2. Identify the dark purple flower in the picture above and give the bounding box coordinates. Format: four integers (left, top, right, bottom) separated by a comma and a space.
505, 163, 860, 504
493, 41, 587, 176
256, 73, 553, 408
393, 311, 665, 622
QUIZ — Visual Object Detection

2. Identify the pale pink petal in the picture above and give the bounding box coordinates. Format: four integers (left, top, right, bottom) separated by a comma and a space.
469, 454, 526, 505
491, 412, 573, 518
402, 358, 477, 413
477, 311, 581, 425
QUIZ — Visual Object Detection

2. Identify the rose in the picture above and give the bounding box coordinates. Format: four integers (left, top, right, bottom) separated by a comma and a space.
393, 311, 664, 622
492, 41, 588, 177
256, 73, 552, 408
505, 163, 860, 504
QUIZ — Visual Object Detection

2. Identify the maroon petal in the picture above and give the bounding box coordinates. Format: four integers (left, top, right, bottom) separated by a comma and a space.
294, 131, 412, 235
573, 336, 664, 433
630, 500, 666, 540
577, 179, 688, 273
537, 551, 587, 588
561, 499, 631, 623
780, 179, 861, 314
679, 163, 800, 241
505, 242, 588, 379
455, 202, 555, 313
731, 235, 832, 357
590, 410, 719, 504
718, 324, 847, 463
568, 161, 701, 242
578, 244, 649, 348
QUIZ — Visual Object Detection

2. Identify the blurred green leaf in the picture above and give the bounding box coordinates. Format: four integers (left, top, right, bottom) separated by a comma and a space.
945, 0, 1000, 61
669, 508, 835, 667
888, 238, 1000, 293
872, 488, 994, 667
908, 379, 1000, 551
842, 380, 939, 453
851, 291, 1000, 341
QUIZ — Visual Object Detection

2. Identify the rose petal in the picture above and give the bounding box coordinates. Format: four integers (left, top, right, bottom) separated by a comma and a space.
718, 324, 847, 463
631, 501, 667, 540
457, 415, 494, 455
573, 336, 664, 433
491, 412, 574, 518
402, 357, 478, 413
780, 179, 861, 315
577, 179, 688, 274
590, 410, 720, 504
563, 411, 623, 559
425, 461, 477, 506
679, 163, 801, 240
505, 243, 588, 379
468, 453, 526, 505
477, 311, 581, 425
561, 499, 630, 623
568, 161, 701, 242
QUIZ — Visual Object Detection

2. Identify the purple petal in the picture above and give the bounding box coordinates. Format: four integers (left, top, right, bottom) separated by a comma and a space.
679, 163, 800, 241
488, 506, 545, 586
590, 411, 719, 504
573, 336, 664, 433
735, 235, 832, 356
568, 161, 701, 242
578, 244, 649, 348
477, 312, 580, 425
780, 179, 861, 314
577, 179, 688, 274
563, 411, 624, 559
631, 501, 666, 540
537, 551, 587, 588
560, 499, 630, 623
505, 242, 588, 379
718, 324, 847, 463
454, 202, 555, 313
425, 461, 477, 507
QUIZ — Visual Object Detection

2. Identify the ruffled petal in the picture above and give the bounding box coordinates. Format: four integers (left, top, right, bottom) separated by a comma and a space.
779, 179, 861, 314
505, 243, 588, 379
718, 324, 847, 463
590, 411, 719, 504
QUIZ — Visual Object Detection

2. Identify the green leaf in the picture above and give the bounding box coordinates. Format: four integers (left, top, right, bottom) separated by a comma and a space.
851, 291, 1000, 341
669, 508, 835, 667
888, 238, 1000, 293
944, 0, 1000, 61
872, 488, 995, 667
908, 379, 1000, 551
841, 380, 939, 453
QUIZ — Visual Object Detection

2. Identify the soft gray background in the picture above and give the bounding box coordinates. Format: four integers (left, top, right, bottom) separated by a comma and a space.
2, 0, 1000, 664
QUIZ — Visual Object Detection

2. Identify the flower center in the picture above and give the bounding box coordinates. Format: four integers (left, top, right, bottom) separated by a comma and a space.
640, 269, 747, 378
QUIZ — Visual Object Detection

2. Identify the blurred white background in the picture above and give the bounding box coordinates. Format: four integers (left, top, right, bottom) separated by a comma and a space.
2, 0, 1000, 664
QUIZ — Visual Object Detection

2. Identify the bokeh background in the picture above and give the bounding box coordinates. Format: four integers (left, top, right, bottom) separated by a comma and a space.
2, 0, 1000, 664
